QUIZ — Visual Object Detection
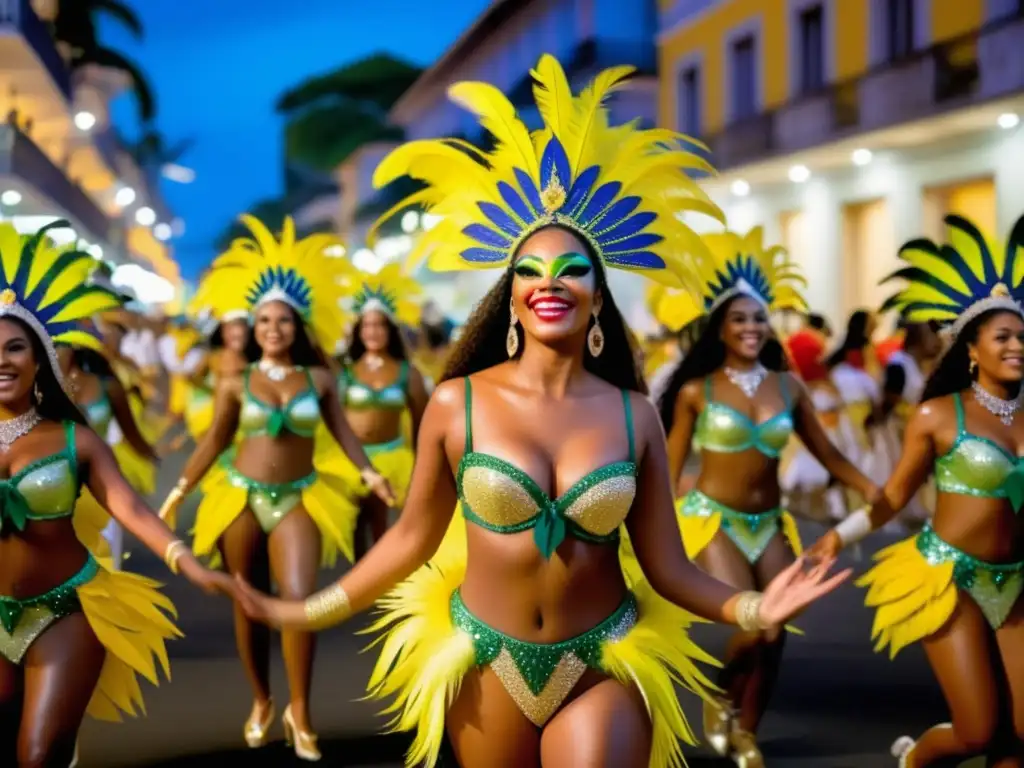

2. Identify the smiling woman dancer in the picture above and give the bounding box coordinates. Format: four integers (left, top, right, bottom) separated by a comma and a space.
656, 228, 880, 767
317, 264, 429, 558
0, 222, 232, 767
158, 216, 394, 760
232, 55, 850, 768
809, 214, 1024, 767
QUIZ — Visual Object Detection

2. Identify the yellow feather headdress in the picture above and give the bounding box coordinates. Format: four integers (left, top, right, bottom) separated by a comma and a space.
368, 54, 721, 286
350, 263, 423, 327
880, 213, 1024, 339
671, 227, 806, 328
199, 215, 352, 349
0, 221, 122, 390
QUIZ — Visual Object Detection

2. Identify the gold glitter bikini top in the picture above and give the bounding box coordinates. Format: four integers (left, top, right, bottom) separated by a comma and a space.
457, 378, 637, 558
0, 421, 81, 534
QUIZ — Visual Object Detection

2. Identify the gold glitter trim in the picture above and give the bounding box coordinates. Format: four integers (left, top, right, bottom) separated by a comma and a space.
489, 647, 587, 726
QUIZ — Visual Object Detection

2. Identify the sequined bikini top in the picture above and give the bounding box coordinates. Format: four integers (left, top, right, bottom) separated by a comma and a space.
238, 366, 321, 439
340, 361, 408, 411
81, 389, 113, 437
457, 378, 637, 558
694, 375, 794, 459
934, 393, 1024, 511
0, 421, 81, 534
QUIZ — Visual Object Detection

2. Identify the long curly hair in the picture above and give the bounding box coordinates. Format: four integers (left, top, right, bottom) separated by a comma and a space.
921, 309, 1021, 403
656, 296, 788, 433
440, 227, 645, 393
244, 304, 325, 368
1, 318, 86, 426
347, 312, 407, 363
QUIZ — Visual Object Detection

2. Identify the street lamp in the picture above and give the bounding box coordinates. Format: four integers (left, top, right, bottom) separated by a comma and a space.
135, 206, 156, 226
74, 111, 97, 131
115, 186, 136, 207
1, 190, 22, 206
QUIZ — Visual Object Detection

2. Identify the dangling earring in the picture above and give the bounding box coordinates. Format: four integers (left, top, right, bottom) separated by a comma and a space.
33, 381, 43, 405
506, 297, 520, 358
969, 359, 978, 377
587, 309, 605, 357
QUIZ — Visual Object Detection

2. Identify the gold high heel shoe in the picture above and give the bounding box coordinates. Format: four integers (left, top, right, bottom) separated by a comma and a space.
244, 697, 275, 748
702, 694, 733, 756
283, 704, 321, 762
730, 727, 765, 768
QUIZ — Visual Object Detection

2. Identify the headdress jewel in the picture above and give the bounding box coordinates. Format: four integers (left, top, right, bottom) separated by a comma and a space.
369, 54, 722, 287
880, 213, 1024, 340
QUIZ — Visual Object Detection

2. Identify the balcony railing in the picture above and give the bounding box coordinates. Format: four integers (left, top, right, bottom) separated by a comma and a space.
703, 11, 1024, 171
0, 0, 71, 100
0, 123, 115, 241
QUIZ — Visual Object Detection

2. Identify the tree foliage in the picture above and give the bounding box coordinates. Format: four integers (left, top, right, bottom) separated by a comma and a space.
276, 53, 421, 115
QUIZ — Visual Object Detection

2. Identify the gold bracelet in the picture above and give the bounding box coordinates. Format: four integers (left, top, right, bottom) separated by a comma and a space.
303, 583, 352, 628
164, 540, 187, 574
174, 477, 188, 493
359, 466, 380, 485
734, 590, 767, 632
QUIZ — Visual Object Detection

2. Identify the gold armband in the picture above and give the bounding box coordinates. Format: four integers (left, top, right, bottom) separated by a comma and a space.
164, 539, 187, 574
303, 583, 352, 628
359, 466, 381, 485
734, 590, 768, 632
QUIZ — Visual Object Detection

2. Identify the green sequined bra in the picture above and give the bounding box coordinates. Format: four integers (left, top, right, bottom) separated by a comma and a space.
238, 365, 321, 439
0, 421, 81, 534
694, 375, 794, 459
457, 378, 637, 558
934, 393, 1024, 511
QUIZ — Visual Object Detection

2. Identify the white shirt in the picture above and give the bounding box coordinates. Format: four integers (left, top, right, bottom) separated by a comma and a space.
121, 329, 159, 368
157, 334, 203, 375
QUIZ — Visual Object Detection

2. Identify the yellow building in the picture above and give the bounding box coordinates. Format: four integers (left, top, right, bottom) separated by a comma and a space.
658, 0, 1024, 324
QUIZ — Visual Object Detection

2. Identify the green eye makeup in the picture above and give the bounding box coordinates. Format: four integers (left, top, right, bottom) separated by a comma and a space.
513, 253, 593, 280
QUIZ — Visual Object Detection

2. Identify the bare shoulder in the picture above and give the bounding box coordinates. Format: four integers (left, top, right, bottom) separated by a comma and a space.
626, 391, 661, 435
678, 377, 705, 409
71, 420, 107, 459
308, 365, 334, 390
779, 371, 807, 397
913, 395, 954, 431
429, 378, 466, 413
215, 373, 243, 397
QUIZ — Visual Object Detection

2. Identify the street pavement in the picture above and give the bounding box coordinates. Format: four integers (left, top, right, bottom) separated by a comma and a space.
75, 452, 979, 768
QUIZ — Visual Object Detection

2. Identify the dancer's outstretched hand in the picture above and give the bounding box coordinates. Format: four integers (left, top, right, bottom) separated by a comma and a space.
805, 530, 842, 562
758, 556, 851, 627
233, 574, 307, 629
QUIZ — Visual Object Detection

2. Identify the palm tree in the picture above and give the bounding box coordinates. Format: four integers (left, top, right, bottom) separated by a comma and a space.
51, 0, 156, 124
275, 53, 420, 172
124, 128, 195, 180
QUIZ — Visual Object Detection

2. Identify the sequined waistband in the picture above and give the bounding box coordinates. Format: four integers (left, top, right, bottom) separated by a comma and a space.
364, 436, 407, 456
0, 556, 98, 633
225, 465, 317, 501
916, 525, 1024, 586
681, 489, 782, 521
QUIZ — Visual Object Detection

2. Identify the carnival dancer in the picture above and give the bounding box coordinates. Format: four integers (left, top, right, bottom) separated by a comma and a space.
0, 221, 233, 766
877, 318, 943, 531
158, 215, 394, 759
809, 213, 1024, 766
780, 313, 863, 526
231, 55, 850, 768
656, 228, 879, 766
316, 264, 429, 559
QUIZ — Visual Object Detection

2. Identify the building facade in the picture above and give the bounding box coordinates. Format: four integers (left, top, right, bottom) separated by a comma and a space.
337, 0, 661, 324
659, 0, 1024, 325
0, 0, 179, 298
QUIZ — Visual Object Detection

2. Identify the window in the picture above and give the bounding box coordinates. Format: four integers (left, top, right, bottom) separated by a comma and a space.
886, 0, 915, 60
678, 65, 701, 136
798, 4, 825, 94
731, 34, 757, 121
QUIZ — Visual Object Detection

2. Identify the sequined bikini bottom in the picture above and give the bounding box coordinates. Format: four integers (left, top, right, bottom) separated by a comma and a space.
0, 557, 98, 663
450, 589, 637, 727
225, 465, 317, 534
680, 490, 786, 563
917, 525, 1024, 629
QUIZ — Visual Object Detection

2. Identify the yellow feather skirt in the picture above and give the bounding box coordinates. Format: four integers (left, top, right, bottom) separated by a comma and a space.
857, 535, 959, 659
316, 432, 414, 508
168, 375, 189, 417
363, 513, 720, 768
191, 455, 360, 568
112, 442, 157, 497
68, 487, 182, 721
183, 387, 214, 442
676, 498, 803, 561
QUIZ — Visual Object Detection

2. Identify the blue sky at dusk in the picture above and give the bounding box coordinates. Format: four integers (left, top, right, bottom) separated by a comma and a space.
101, 0, 491, 279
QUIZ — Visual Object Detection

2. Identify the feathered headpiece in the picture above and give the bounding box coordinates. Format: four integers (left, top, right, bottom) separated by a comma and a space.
350, 263, 422, 327
673, 227, 806, 326
881, 214, 1024, 340
0, 221, 122, 390
368, 54, 721, 286
199, 215, 351, 349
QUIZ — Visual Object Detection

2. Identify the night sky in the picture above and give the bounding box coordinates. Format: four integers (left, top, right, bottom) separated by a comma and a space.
101, 0, 490, 279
